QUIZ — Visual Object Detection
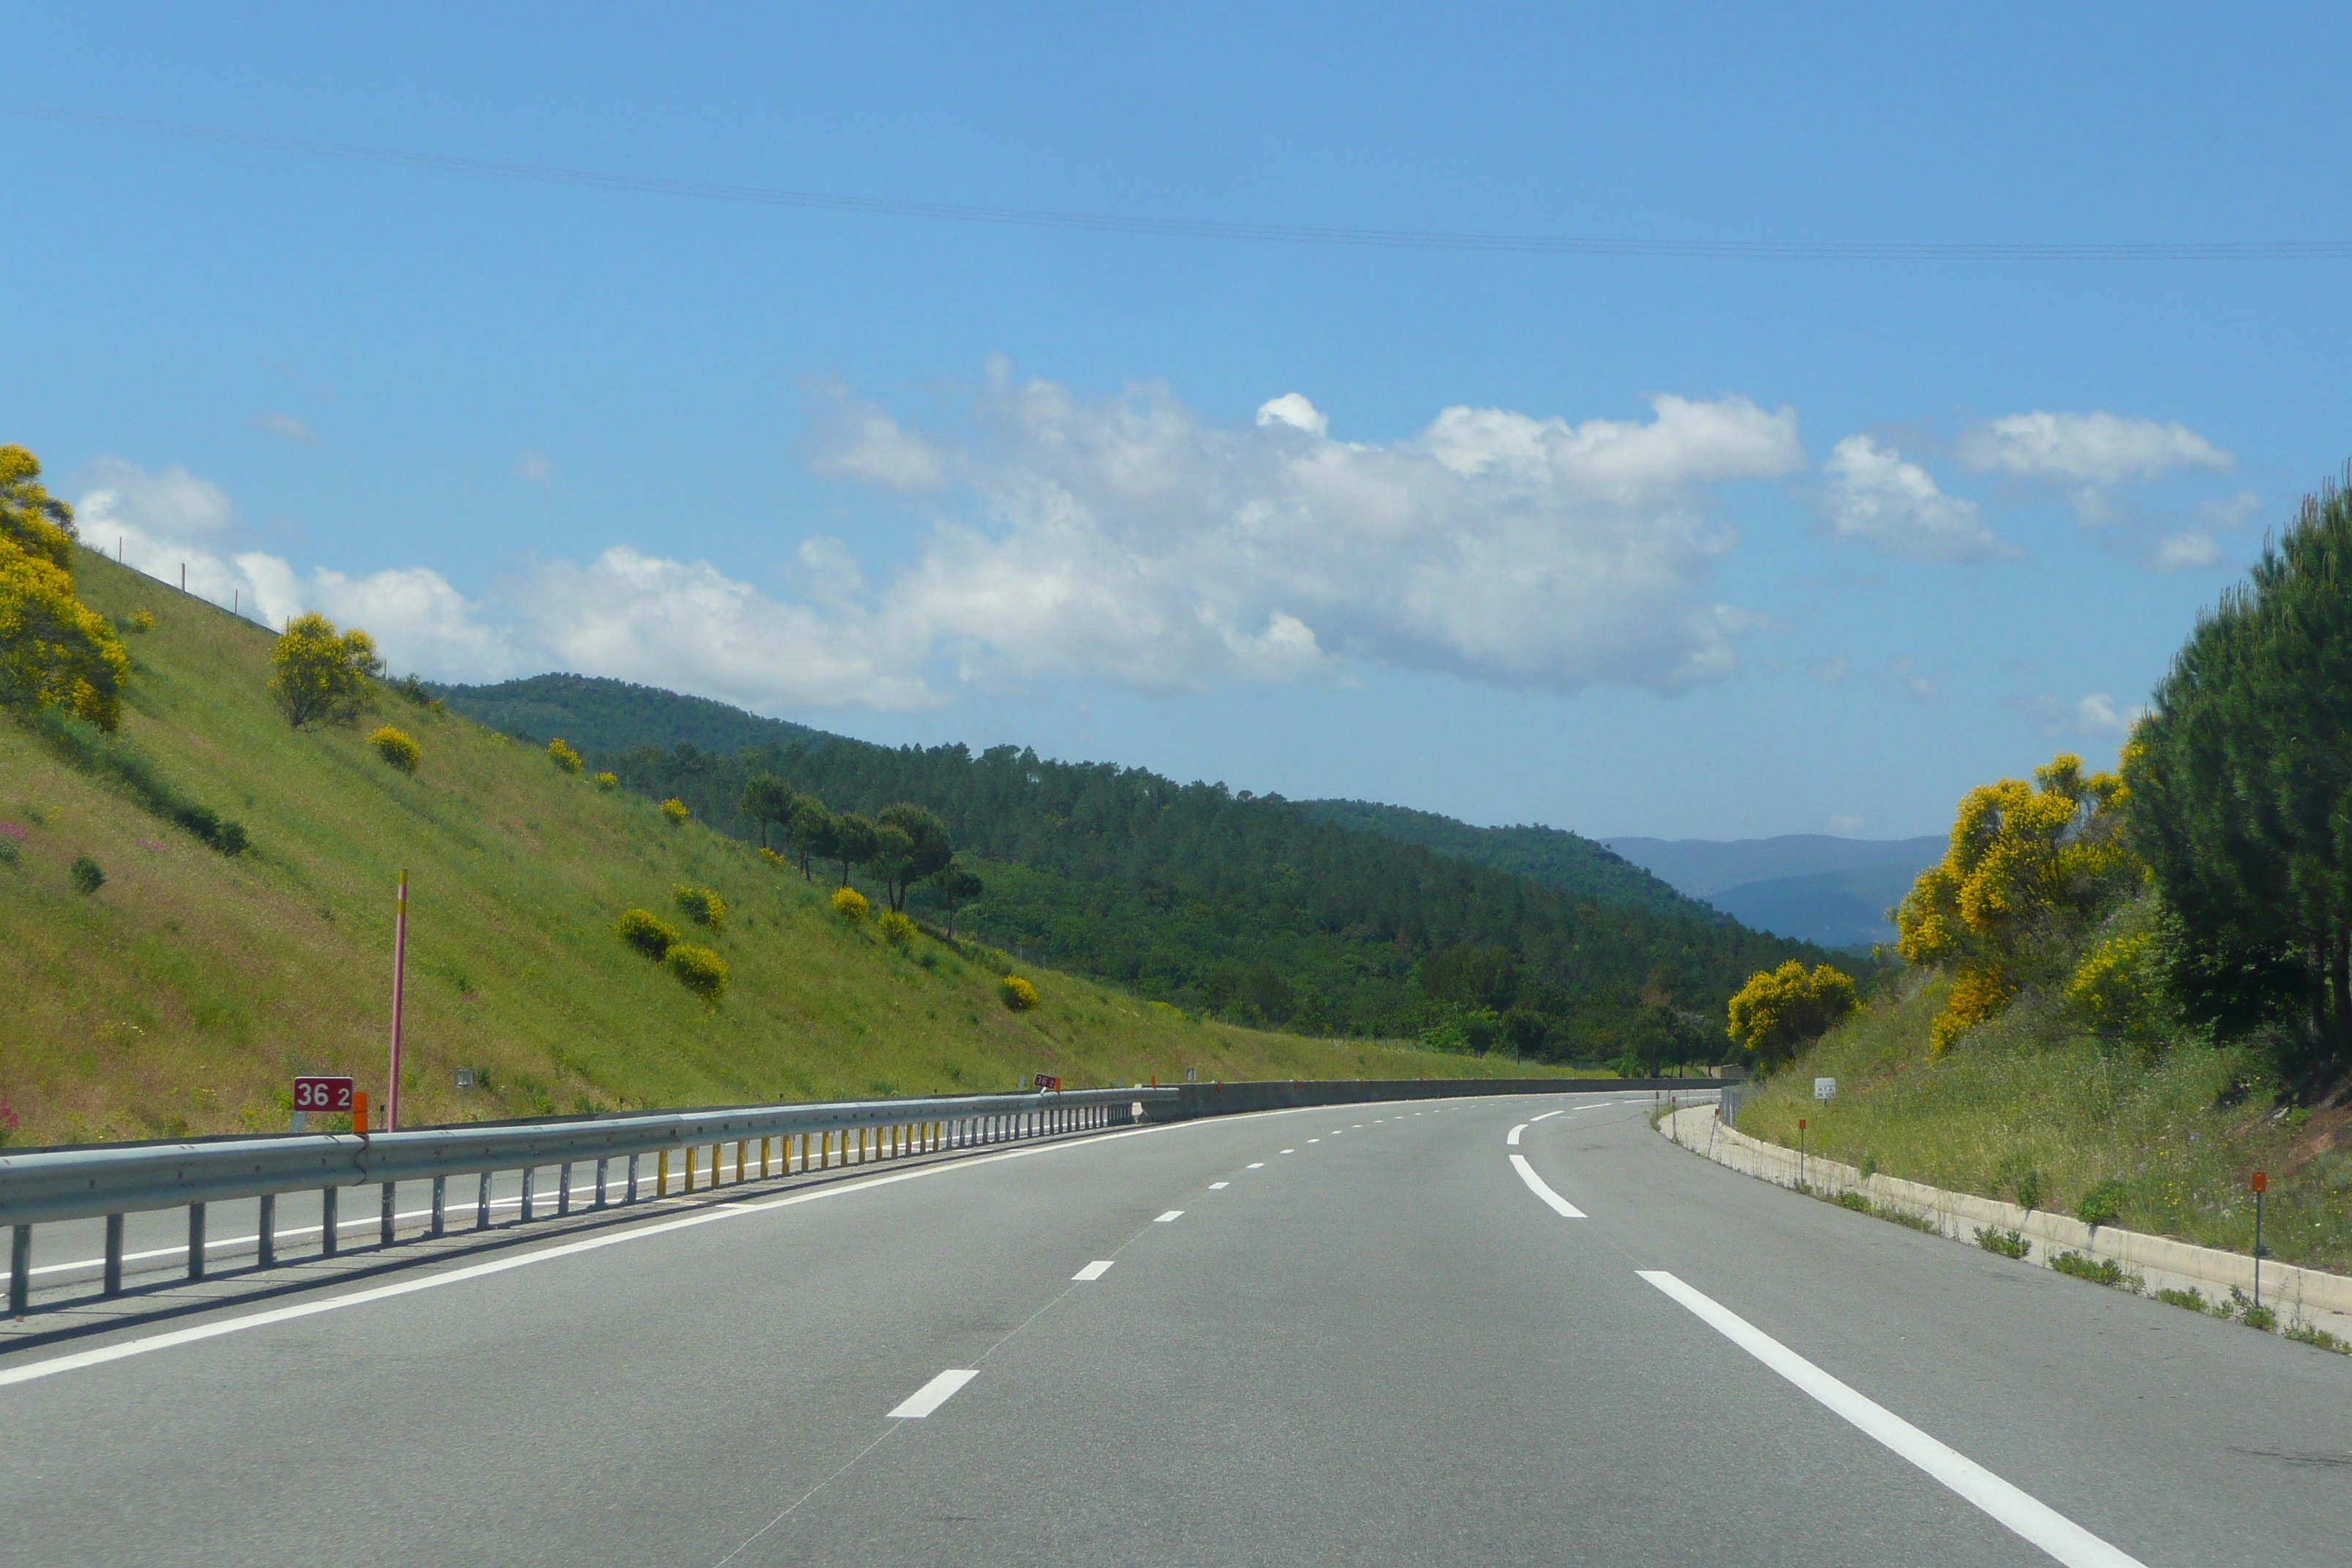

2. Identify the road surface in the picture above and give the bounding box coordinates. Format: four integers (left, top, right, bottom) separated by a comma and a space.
4, 1094, 2348, 1566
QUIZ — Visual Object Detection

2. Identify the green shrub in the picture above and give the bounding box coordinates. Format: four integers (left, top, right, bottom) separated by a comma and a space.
2284, 1322, 2351, 1353
2050, 1251, 2139, 1291
369, 725, 421, 774
2075, 1178, 2127, 1229
547, 737, 581, 774
831, 886, 869, 923
1000, 973, 1040, 1011
0, 837, 15, 866
672, 885, 725, 932
615, 907, 680, 960
69, 854, 103, 894
878, 910, 917, 947
666, 943, 727, 1001
2155, 1286, 2212, 1313
1975, 1227, 2030, 1259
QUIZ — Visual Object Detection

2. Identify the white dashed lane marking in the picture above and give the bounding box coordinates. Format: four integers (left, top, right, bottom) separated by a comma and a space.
1154, 1210, 1184, 1223
1071, 1261, 1114, 1281
889, 1369, 978, 1419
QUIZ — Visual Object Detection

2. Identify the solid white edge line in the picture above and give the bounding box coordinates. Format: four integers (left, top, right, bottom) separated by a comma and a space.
1506, 1123, 1528, 1146
1637, 1271, 2145, 1568
1071, 1261, 1114, 1281
1153, 1210, 1183, 1222
887, 1368, 978, 1419
1507, 1154, 1585, 1218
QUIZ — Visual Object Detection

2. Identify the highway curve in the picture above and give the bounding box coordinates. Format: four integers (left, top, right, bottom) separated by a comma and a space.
4, 1094, 2348, 1567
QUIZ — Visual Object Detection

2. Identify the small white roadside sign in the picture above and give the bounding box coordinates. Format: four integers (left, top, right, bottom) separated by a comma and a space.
1814, 1077, 1839, 1102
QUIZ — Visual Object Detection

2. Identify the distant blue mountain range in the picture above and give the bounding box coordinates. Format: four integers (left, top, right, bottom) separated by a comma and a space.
1601, 834, 1947, 949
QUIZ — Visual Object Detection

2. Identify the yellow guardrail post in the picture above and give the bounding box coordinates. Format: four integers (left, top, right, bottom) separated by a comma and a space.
657, 1148, 670, 1196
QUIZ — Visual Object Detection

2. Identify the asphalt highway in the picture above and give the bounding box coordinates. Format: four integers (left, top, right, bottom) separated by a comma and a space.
4, 1093, 2348, 1567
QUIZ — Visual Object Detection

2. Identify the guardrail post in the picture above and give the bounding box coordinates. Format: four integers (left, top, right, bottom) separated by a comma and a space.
7, 1225, 26, 1315
626, 1153, 640, 1204
558, 1162, 573, 1216
595, 1158, 609, 1209
521, 1166, 537, 1221
475, 1172, 491, 1229
255, 1196, 274, 1268
657, 1149, 670, 1196
685, 1148, 697, 1194
105, 1212, 127, 1292
322, 1187, 339, 1256
431, 1176, 446, 1237
188, 1202, 207, 1281
380, 1182, 395, 1246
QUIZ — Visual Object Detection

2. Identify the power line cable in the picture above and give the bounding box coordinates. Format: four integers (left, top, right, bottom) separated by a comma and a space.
7, 99, 2348, 263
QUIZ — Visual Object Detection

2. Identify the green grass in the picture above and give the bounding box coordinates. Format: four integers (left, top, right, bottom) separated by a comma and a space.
1739, 971, 2352, 1273
0, 551, 1581, 1147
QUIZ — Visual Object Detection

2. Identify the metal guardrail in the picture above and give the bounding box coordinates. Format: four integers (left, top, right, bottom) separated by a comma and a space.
1, 1086, 1171, 1314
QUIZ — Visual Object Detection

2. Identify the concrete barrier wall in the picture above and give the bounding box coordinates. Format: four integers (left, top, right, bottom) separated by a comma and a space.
1657, 1105, 2352, 1339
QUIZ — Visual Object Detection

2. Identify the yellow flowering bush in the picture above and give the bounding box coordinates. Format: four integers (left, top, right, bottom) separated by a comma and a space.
659, 797, 690, 826
592, 771, 617, 790
1897, 753, 2138, 1054
878, 910, 917, 947
2068, 927, 2160, 1047
665, 943, 728, 1001
1, 445, 130, 731
615, 908, 680, 960
999, 973, 1040, 1011
369, 725, 421, 774
831, 886, 870, 922
129, 609, 155, 632
672, 884, 725, 932
1725, 960, 1857, 1066
268, 612, 381, 730
547, 737, 581, 773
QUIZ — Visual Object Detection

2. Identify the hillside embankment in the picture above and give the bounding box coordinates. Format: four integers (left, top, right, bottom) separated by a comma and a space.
1734, 972, 2352, 1275
0, 551, 1565, 1147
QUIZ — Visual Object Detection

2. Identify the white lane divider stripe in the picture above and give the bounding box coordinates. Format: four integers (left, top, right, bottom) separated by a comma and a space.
1154, 1210, 1184, 1223
1208, 1182, 1229, 1190
1506, 1123, 1528, 1146
1637, 1271, 2145, 1568
1508, 1155, 1585, 1218
1071, 1261, 1114, 1281
1246, 1162, 1265, 1169
1531, 1109, 1566, 1123
888, 1368, 978, 1419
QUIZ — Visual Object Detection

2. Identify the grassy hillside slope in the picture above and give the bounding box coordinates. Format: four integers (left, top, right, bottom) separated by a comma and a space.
0, 554, 1562, 1147
1736, 973, 2352, 1273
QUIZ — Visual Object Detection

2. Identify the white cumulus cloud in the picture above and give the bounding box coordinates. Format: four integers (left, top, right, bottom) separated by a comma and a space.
1815, 435, 2010, 561
2009, 691, 2148, 739
1954, 411, 2234, 486
1956, 410, 2235, 529
79, 376, 1806, 715
813, 373, 1805, 695
76, 459, 522, 682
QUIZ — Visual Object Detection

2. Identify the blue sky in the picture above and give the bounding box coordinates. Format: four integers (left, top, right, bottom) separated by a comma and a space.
9, 4, 2348, 839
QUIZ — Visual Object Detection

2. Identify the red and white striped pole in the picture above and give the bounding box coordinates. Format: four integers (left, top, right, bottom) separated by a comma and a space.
388, 870, 408, 1132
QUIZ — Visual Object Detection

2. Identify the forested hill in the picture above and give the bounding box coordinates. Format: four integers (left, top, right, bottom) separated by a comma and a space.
440, 673, 826, 760
438, 674, 1828, 1063
1300, 799, 1694, 916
